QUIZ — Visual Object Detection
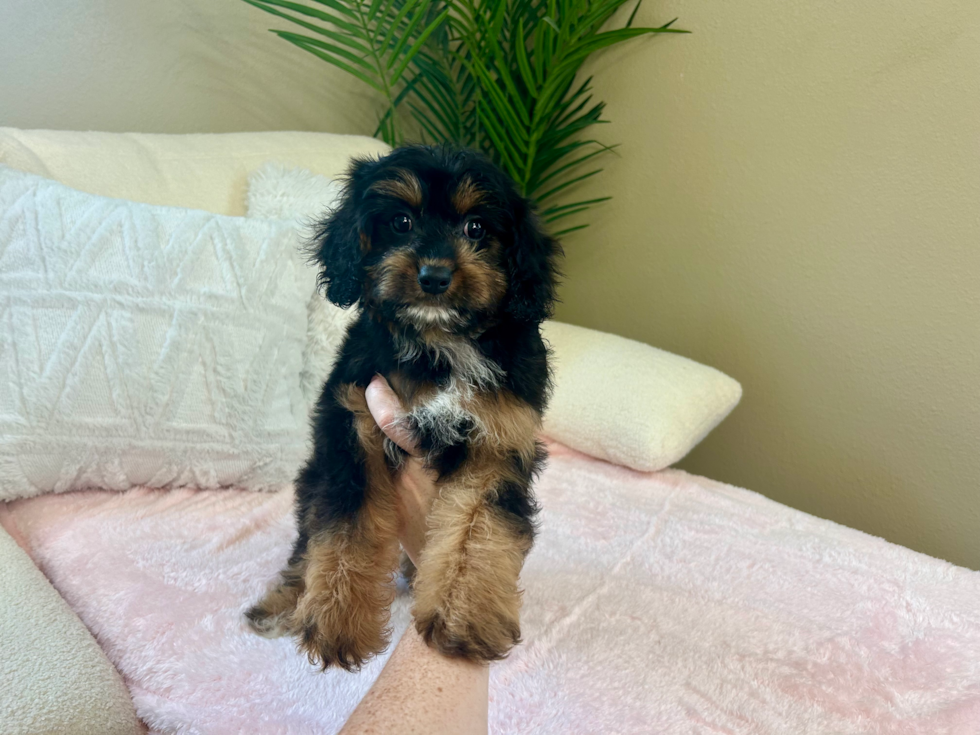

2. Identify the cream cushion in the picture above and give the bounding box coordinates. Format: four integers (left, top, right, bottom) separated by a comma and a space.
540, 321, 742, 471
0, 127, 388, 216
0, 522, 139, 734
244, 163, 743, 472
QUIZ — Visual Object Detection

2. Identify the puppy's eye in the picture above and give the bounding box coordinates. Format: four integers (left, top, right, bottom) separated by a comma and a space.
391, 214, 413, 234
463, 218, 486, 241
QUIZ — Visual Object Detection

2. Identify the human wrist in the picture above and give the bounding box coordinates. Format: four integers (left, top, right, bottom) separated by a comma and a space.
397, 458, 437, 565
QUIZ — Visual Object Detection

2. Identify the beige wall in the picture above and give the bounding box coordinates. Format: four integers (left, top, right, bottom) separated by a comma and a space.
0, 0, 378, 135
559, 0, 980, 568
2, 1, 978, 567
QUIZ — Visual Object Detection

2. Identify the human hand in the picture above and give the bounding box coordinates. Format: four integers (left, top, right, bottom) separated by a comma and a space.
364, 375, 438, 565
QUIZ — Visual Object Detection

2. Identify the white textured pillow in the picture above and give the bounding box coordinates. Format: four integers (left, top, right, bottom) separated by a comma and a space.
0, 166, 314, 500
245, 164, 743, 472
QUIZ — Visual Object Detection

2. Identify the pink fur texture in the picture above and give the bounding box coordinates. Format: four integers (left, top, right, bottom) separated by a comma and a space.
5, 441, 980, 734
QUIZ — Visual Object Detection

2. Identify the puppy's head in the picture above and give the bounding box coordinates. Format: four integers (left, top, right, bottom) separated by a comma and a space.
310, 145, 560, 330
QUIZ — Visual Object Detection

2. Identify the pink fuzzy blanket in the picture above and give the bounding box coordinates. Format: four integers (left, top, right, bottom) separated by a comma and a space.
3, 441, 979, 734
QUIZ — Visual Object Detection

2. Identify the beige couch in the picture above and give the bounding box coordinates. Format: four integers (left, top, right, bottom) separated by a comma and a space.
0, 128, 740, 733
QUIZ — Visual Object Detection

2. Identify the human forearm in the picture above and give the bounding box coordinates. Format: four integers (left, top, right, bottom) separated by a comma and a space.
339, 625, 489, 735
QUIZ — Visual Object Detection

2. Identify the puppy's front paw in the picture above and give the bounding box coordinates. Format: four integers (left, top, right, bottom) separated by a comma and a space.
414, 606, 520, 662
295, 611, 385, 672
291, 549, 394, 671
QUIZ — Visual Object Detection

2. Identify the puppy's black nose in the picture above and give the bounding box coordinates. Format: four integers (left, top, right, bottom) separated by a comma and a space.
418, 265, 453, 295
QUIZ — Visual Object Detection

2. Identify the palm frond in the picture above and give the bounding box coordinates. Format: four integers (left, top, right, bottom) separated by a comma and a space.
242, 0, 687, 229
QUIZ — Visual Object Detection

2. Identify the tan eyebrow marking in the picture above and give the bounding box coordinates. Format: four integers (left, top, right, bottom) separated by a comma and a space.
452, 176, 485, 214
369, 169, 423, 207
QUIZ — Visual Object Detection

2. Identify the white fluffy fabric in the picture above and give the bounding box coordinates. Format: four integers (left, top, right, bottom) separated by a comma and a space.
246, 161, 344, 224
247, 162, 357, 401
0, 166, 315, 499
5, 441, 979, 734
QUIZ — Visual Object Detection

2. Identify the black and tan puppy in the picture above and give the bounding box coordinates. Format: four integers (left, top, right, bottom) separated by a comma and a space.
246, 145, 560, 670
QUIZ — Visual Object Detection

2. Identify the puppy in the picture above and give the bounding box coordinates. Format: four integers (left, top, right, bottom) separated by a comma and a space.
246, 144, 561, 670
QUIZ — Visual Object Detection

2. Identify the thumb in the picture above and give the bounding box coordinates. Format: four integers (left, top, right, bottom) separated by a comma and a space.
365, 375, 419, 456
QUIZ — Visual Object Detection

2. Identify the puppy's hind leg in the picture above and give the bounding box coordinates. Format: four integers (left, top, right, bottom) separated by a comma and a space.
245, 531, 309, 638
245, 564, 306, 638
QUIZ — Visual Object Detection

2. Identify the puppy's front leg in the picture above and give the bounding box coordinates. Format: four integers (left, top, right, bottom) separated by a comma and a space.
412, 468, 537, 661
252, 384, 400, 671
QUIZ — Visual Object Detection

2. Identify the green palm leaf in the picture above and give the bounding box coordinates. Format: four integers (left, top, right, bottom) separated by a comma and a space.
242, 0, 687, 230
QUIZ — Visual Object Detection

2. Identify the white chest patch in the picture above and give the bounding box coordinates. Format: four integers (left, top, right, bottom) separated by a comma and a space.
396, 336, 506, 452
410, 383, 479, 449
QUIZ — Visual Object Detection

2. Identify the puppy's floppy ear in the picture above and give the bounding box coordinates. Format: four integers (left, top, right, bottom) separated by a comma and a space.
503, 198, 562, 323
309, 157, 376, 308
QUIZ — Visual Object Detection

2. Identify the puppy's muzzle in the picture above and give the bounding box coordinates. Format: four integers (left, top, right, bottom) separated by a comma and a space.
418, 264, 453, 295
